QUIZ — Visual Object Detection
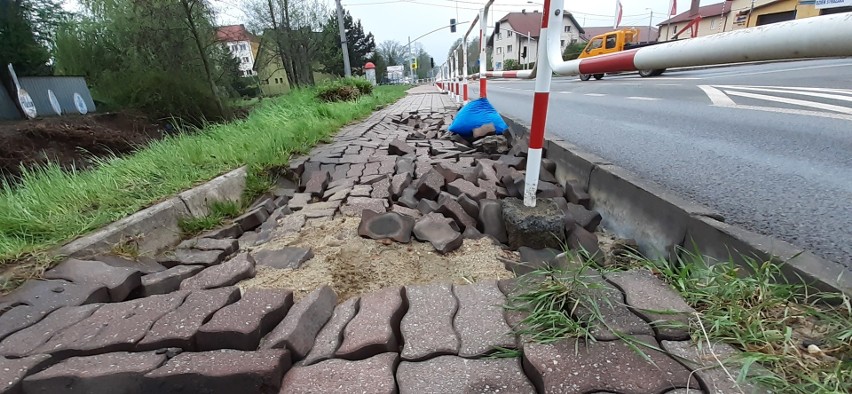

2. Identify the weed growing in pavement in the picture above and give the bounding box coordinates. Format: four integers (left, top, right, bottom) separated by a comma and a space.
177, 201, 241, 237
486, 347, 523, 359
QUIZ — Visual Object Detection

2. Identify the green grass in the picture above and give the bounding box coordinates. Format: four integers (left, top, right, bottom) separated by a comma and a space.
178, 200, 241, 237
0, 85, 408, 288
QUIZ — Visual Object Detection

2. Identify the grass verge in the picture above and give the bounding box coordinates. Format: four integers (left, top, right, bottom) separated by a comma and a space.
177, 200, 241, 237
507, 251, 851, 394
0, 85, 409, 291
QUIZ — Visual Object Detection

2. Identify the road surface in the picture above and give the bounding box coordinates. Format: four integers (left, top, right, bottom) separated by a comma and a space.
472, 58, 852, 269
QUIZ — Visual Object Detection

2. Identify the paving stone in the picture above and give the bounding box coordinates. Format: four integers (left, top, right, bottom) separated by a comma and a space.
390, 173, 412, 199
454, 281, 515, 357
478, 199, 508, 244
475, 160, 499, 181
416, 198, 438, 214
605, 269, 696, 341
388, 138, 415, 155
21, 351, 167, 394
391, 204, 421, 219
267, 214, 306, 238
44, 258, 141, 302
397, 355, 535, 394
233, 207, 270, 232
536, 181, 564, 198
572, 269, 654, 341
398, 187, 419, 209
324, 187, 351, 202
145, 349, 290, 394
434, 162, 463, 183
301, 200, 341, 212
362, 163, 381, 177
254, 247, 314, 269
400, 284, 459, 361
238, 231, 259, 249
662, 340, 769, 394
180, 253, 256, 291
504, 247, 561, 276
0, 355, 52, 394
498, 155, 526, 170
281, 352, 398, 394
304, 170, 330, 198
159, 249, 228, 268
302, 297, 359, 366
197, 289, 293, 351
456, 194, 480, 220
336, 287, 405, 360
462, 226, 484, 240
565, 202, 602, 232
350, 184, 372, 197
251, 196, 277, 214
446, 178, 486, 200
0, 304, 100, 358
287, 193, 311, 211
502, 197, 565, 250
201, 222, 243, 239
565, 180, 591, 207
395, 156, 415, 176
0, 280, 109, 341
360, 173, 385, 185
340, 197, 388, 216
260, 286, 336, 362
523, 335, 698, 394
138, 287, 240, 351
93, 255, 166, 274
135, 265, 205, 297
414, 168, 445, 200
567, 224, 604, 264
413, 214, 463, 254
178, 237, 239, 255
358, 210, 415, 243
370, 176, 391, 199
34, 291, 190, 359
436, 198, 477, 231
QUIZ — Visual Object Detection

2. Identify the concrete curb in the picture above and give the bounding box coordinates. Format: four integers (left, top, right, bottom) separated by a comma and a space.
503, 116, 851, 296
57, 167, 247, 259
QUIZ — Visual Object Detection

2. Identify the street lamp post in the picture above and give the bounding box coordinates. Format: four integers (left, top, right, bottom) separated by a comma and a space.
646, 8, 653, 43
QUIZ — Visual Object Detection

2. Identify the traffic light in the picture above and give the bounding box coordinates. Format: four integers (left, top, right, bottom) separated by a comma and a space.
521, 47, 527, 59
450, 18, 457, 33
412, 61, 418, 70
494, 22, 500, 34
430, 57, 435, 68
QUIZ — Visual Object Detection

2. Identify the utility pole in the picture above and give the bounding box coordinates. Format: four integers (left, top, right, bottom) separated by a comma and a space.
408, 36, 414, 80
647, 9, 653, 43
335, 0, 351, 77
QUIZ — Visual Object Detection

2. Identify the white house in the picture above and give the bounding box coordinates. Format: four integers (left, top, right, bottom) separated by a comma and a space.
216, 24, 257, 77
489, 10, 585, 70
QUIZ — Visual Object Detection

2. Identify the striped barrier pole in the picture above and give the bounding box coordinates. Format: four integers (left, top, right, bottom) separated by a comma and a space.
521, 0, 553, 207
462, 35, 469, 104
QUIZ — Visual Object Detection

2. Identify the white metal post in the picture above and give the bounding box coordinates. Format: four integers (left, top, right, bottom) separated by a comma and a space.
462, 37, 469, 104
479, 9, 488, 98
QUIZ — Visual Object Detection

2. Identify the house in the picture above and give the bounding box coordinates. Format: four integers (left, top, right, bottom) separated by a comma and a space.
216, 24, 258, 77
581, 26, 659, 43
489, 10, 585, 70
252, 34, 291, 96
657, 2, 731, 41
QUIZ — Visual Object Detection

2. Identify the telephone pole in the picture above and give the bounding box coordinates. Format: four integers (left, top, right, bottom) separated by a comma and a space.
335, 0, 352, 77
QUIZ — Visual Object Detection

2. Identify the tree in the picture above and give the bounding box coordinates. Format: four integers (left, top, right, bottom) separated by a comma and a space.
180, 0, 228, 118
466, 38, 480, 75
563, 41, 587, 60
318, 9, 375, 77
376, 40, 404, 66
0, 0, 66, 75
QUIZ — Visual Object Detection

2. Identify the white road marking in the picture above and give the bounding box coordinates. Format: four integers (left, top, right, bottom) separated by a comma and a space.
715, 85, 852, 103
723, 90, 852, 114
731, 105, 852, 122
698, 85, 737, 107
656, 83, 683, 86
556, 91, 573, 94
584, 93, 607, 97
627, 97, 660, 101
737, 85, 852, 95
698, 63, 852, 79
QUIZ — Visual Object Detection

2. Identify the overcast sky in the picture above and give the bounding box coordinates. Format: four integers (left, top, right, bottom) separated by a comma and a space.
65, 0, 717, 66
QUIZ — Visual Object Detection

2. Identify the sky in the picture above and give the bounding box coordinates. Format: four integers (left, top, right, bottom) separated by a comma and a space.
64, 0, 718, 66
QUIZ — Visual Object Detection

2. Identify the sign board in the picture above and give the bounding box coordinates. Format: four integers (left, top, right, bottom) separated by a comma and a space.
815, 0, 851, 8
48, 90, 62, 115
74, 93, 88, 114
387, 65, 405, 82
8, 63, 37, 118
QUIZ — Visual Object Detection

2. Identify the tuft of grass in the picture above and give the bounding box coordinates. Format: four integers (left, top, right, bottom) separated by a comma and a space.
178, 200, 241, 237
0, 85, 409, 284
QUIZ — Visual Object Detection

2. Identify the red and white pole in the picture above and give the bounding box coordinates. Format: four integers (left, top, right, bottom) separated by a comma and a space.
462, 36, 469, 104
522, 0, 555, 207
478, 9, 488, 98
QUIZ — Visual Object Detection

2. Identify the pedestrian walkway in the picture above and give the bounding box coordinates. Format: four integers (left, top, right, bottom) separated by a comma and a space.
0, 86, 752, 394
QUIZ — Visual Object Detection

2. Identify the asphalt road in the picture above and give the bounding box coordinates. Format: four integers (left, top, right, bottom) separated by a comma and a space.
471, 58, 852, 270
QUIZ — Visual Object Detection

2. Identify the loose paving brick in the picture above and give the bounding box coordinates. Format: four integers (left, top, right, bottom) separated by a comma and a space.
447, 178, 486, 200
234, 207, 270, 232
564, 180, 591, 207
564, 202, 602, 231
197, 289, 293, 351
397, 355, 535, 394
287, 193, 311, 211
253, 247, 314, 269
0, 355, 52, 394
137, 287, 240, 351
135, 265, 205, 297
416, 198, 438, 214
202, 222, 243, 239
0, 304, 100, 357
302, 297, 359, 366
453, 281, 515, 357
522, 336, 698, 394
341, 196, 388, 216
400, 284, 459, 361
390, 173, 412, 198
280, 352, 399, 394
662, 340, 768, 394
260, 286, 337, 361
436, 198, 477, 231
94, 255, 166, 274
336, 287, 406, 360
22, 351, 168, 394
304, 170, 330, 198
605, 269, 696, 340
478, 199, 508, 243
178, 237, 239, 255
414, 168, 445, 200
180, 253, 256, 291
412, 214, 463, 254
567, 224, 604, 264
388, 138, 415, 155
34, 291, 190, 359
159, 249, 228, 268
43, 259, 141, 302
357, 210, 415, 243
457, 194, 479, 220
536, 181, 563, 198
391, 204, 421, 219
145, 349, 290, 394
370, 176, 392, 199
398, 187, 420, 209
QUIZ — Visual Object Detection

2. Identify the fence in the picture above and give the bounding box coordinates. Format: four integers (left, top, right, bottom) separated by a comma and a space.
1, 76, 96, 120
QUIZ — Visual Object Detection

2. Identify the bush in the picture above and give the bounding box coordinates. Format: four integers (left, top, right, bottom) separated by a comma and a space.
317, 80, 361, 102
346, 77, 373, 95
563, 42, 588, 60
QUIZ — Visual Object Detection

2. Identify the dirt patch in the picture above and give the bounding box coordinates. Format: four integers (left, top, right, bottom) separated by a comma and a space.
239, 217, 515, 301
0, 112, 163, 180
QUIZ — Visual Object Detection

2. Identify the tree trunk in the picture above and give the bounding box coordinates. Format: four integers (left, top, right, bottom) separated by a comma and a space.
180, 0, 229, 119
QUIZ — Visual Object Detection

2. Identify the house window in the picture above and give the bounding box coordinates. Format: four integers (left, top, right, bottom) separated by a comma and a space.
242, 56, 249, 63
240, 43, 247, 51
710, 18, 718, 29
507, 45, 513, 53
564, 26, 571, 33
497, 47, 503, 54
571, 38, 578, 44
561, 40, 565, 47
507, 31, 513, 37
497, 33, 501, 39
